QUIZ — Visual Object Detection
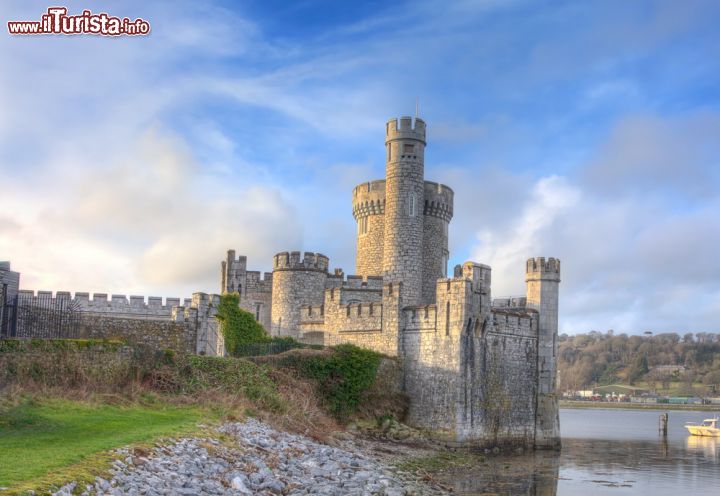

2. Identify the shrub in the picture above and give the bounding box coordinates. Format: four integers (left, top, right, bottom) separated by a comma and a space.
214, 293, 269, 355
279, 344, 383, 417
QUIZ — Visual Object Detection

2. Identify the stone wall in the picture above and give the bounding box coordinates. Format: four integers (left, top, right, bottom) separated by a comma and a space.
402, 276, 475, 438
322, 282, 403, 356
16, 290, 189, 320
240, 271, 273, 332
9, 289, 224, 356
221, 251, 273, 331
78, 314, 197, 354
460, 311, 539, 447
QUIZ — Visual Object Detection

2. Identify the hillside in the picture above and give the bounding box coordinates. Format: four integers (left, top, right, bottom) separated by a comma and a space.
558, 331, 720, 394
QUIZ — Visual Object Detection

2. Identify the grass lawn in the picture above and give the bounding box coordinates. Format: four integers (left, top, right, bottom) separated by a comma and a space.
634, 380, 711, 397
0, 398, 204, 492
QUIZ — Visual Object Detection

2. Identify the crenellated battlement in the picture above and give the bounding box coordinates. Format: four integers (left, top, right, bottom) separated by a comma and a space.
325, 273, 383, 291
17, 290, 192, 319
525, 257, 561, 281
386, 116, 426, 144
273, 251, 329, 272
352, 180, 386, 220
351, 179, 455, 221
339, 301, 382, 319
403, 304, 437, 332
491, 308, 538, 338
423, 181, 454, 221
492, 296, 527, 309
299, 304, 326, 325
245, 271, 273, 292
225, 250, 247, 266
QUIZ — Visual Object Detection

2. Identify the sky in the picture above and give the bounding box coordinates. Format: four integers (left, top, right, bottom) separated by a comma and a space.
1, 0, 719, 334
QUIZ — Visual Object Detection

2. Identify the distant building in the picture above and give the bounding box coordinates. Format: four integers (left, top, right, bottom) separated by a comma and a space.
651, 365, 686, 374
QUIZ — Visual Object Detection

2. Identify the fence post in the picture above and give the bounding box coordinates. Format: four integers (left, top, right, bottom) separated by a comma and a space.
0, 284, 6, 338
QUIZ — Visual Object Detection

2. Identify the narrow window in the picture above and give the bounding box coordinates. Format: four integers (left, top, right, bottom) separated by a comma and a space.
445, 301, 450, 336
255, 303, 261, 321
403, 143, 414, 154
387, 143, 391, 161
358, 217, 368, 235
409, 194, 416, 217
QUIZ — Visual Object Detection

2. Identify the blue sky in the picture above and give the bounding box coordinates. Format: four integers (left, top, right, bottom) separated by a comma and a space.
1, 0, 719, 333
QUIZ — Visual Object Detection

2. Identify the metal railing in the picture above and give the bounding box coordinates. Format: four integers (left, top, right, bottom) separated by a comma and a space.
0, 289, 83, 339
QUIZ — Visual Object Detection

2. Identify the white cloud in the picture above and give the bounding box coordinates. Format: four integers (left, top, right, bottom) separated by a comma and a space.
470, 176, 581, 296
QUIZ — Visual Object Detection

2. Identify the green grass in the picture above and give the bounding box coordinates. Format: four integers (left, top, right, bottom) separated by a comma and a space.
0, 398, 204, 492
633, 380, 710, 397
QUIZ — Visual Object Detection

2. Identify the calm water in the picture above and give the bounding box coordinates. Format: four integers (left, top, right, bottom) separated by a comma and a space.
450, 408, 720, 495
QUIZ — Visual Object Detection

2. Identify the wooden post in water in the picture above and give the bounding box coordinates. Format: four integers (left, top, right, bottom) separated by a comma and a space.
659, 413, 668, 437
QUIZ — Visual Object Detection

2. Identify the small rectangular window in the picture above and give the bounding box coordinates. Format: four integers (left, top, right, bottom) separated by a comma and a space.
409, 194, 416, 217
403, 144, 414, 153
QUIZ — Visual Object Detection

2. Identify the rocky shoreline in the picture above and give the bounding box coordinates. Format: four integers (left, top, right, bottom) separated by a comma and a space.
53, 419, 447, 496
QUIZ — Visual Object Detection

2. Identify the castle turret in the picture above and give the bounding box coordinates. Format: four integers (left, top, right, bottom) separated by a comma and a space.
421, 181, 453, 303
270, 251, 329, 338
221, 250, 246, 294
382, 117, 426, 306
525, 257, 561, 449
352, 179, 386, 277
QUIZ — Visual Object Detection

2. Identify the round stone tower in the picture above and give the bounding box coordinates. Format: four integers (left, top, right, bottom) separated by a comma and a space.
352, 179, 386, 277
382, 116, 426, 306
270, 251, 329, 338
421, 181, 453, 302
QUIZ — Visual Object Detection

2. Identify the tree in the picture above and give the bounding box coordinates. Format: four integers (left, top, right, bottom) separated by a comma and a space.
627, 355, 649, 385
215, 292, 269, 355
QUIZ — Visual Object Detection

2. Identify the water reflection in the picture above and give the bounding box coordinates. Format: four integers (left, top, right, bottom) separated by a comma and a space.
686, 435, 720, 461
445, 409, 720, 496
449, 449, 559, 495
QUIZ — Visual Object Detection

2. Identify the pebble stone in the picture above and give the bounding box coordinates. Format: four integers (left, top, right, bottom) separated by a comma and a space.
52, 419, 441, 495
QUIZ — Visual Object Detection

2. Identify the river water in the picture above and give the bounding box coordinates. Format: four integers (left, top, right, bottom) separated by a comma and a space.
449, 408, 720, 495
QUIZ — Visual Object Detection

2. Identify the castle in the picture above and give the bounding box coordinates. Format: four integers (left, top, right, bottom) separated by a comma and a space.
221, 116, 561, 449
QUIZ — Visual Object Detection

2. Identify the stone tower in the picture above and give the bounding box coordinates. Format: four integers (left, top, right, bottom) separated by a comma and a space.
382, 117, 426, 306
352, 179, 386, 277
525, 257, 561, 449
220, 250, 246, 294
270, 251, 329, 338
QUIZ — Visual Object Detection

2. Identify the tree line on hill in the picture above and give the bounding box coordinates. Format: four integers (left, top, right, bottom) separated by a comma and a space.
558, 331, 720, 396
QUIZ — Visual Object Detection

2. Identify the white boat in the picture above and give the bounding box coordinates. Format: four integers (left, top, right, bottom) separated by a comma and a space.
685, 417, 720, 437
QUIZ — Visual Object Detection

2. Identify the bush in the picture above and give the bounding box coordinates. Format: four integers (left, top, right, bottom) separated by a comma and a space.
215, 293, 269, 355
279, 344, 383, 417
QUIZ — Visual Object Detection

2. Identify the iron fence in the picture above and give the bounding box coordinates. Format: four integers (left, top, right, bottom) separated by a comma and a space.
231, 339, 323, 357
0, 289, 83, 339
